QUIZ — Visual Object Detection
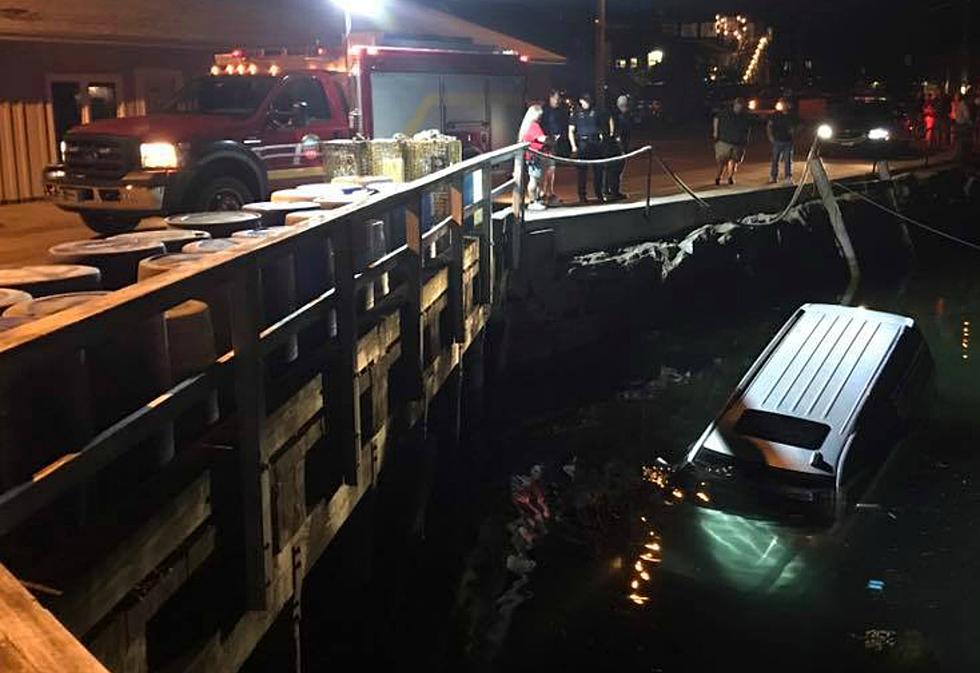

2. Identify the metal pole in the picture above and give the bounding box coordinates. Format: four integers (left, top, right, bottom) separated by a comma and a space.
645, 148, 653, 219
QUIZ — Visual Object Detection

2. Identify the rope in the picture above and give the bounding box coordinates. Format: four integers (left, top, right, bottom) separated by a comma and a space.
832, 180, 980, 253
735, 136, 819, 227
651, 153, 713, 209
525, 145, 653, 167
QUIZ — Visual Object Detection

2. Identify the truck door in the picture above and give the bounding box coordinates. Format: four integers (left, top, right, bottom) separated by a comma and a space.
259, 75, 340, 189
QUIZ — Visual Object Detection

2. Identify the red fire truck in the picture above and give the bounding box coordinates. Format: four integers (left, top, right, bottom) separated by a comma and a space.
43, 42, 527, 234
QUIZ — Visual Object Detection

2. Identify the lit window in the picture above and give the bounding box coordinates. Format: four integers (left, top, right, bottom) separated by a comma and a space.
647, 49, 664, 67
630, 56, 639, 69
616, 59, 627, 70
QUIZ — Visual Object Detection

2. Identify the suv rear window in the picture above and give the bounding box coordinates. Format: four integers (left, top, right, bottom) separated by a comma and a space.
734, 410, 830, 450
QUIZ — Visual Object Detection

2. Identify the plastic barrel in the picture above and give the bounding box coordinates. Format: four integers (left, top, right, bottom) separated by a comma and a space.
139, 252, 233, 357
48, 239, 167, 290
0, 265, 101, 297
3, 291, 173, 485
110, 228, 211, 253
232, 228, 299, 365
165, 211, 262, 239
0, 288, 32, 312
243, 201, 321, 227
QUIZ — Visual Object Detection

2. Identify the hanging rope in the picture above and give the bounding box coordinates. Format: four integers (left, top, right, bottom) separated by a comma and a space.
524, 145, 652, 167
832, 180, 980, 253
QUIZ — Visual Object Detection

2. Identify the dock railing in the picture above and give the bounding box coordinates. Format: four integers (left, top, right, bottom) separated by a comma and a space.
0, 142, 528, 667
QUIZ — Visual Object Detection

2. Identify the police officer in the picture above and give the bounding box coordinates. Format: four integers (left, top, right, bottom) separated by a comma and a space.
606, 95, 633, 200
568, 93, 606, 203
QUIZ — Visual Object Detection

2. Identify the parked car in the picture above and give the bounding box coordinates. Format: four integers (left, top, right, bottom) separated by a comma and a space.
675, 304, 933, 519
44, 44, 527, 234
815, 97, 915, 156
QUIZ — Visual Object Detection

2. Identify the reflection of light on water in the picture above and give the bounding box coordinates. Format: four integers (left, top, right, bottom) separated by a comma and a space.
962, 319, 971, 361
695, 508, 805, 593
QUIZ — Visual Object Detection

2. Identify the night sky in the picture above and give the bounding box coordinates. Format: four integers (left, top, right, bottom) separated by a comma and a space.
417, 0, 974, 85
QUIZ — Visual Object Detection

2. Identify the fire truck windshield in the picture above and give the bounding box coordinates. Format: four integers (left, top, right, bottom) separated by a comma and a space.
166, 76, 277, 117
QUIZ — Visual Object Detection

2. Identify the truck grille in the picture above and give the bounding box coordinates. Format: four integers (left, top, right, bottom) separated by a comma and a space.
64, 136, 136, 178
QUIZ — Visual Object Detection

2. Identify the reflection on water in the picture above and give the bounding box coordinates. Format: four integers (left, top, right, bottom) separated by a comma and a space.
474, 235, 980, 672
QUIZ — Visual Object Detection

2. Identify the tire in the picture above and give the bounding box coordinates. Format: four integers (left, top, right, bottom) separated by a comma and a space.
80, 213, 142, 235
194, 176, 255, 212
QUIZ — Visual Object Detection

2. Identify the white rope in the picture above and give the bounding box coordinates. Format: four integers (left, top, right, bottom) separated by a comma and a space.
525, 145, 652, 166
736, 136, 819, 227
832, 180, 980, 253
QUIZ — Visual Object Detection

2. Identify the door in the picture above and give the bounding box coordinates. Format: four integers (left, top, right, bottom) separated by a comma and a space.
257, 75, 337, 189
48, 74, 123, 148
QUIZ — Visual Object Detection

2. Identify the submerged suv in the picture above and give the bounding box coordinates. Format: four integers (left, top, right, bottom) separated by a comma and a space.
43, 71, 350, 234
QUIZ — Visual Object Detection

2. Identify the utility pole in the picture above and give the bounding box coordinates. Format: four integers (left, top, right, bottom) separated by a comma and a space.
594, 0, 607, 104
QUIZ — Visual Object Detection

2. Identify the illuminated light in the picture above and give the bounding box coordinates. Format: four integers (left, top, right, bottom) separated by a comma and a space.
225, 64, 235, 75
235, 64, 246, 75
247, 63, 259, 75
231, 48, 243, 58
634, 561, 644, 572
748, 99, 758, 111
210, 65, 221, 76
640, 553, 657, 562
317, 47, 326, 55
628, 593, 650, 605
868, 128, 890, 141
671, 488, 685, 500
965, 320, 971, 326
269, 64, 281, 76
645, 542, 661, 551
140, 142, 179, 169
775, 101, 786, 113
964, 354, 970, 360
631, 580, 640, 589
817, 124, 834, 140
696, 491, 711, 503
519, 54, 530, 63
640, 516, 647, 522
125, 184, 133, 191
611, 557, 623, 570
367, 46, 380, 56
640, 571, 651, 581
962, 84, 970, 95
648, 49, 664, 67
331, 0, 383, 16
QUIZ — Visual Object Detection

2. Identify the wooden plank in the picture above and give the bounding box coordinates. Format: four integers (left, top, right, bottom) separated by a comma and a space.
421, 267, 449, 313
324, 218, 361, 486
10, 102, 32, 200
0, 563, 109, 673
263, 376, 323, 460
44, 101, 57, 165
229, 262, 274, 609
54, 473, 211, 636
448, 175, 466, 342
0, 102, 19, 202
479, 166, 495, 304
271, 418, 323, 552
401, 196, 425, 399
24, 104, 48, 198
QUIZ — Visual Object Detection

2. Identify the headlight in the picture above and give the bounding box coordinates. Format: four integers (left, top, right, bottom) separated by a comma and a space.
748, 99, 758, 111
817, 124, 834, 140
140, 142, 179, 169
775, 101, 785, 112
868, 128, 890, 141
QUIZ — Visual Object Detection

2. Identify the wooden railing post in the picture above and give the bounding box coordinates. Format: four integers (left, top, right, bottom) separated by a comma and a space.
229, 261, 273, 609
478, 165, 495, 305
325, 219, 361, 485
402, 196, 425, 398
448, 175, 466, 343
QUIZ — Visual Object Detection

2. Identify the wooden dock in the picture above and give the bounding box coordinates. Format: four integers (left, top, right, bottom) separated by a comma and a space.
0, 144, 523, 672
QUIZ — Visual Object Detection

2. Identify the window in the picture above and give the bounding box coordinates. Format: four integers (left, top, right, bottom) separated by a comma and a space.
167, 76, 276, 116
647, 49, 664, 67
734, 410, 830, 451
629, 57, 639, 69
616, 59, 627, 70
272, 76, 331, 123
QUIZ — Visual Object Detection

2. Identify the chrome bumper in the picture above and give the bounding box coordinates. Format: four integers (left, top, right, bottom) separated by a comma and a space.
42, 166, 168, 213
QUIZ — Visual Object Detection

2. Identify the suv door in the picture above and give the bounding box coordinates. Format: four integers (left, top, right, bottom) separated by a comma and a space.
259, 75, 339, 189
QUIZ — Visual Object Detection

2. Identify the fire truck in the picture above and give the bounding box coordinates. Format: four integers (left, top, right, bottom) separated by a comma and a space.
43, 41, 527, 234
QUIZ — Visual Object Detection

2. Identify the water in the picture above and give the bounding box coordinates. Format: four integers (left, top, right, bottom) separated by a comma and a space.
444, 232, 980, 672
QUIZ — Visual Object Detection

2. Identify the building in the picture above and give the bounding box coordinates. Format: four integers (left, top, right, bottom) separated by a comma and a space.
0, 0, 563, 204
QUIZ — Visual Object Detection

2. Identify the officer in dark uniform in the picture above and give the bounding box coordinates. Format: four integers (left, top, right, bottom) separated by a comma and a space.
568, 93, 606, 203
606, 95, 633, 200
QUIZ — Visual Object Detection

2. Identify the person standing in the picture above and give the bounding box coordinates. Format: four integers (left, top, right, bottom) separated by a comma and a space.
518, 104, 549, 210
569, 93, 606, 203
541, 90, 568, 205
606, 95, 633, 200
713, 97, 751, 186
953, 92, 973, 160
766, 98, 796, 184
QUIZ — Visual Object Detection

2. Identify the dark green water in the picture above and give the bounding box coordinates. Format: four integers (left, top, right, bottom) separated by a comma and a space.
456, 234, 980, 673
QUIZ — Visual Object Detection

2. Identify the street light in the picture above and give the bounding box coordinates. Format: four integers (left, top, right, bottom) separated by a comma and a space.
330, 0, 383, 133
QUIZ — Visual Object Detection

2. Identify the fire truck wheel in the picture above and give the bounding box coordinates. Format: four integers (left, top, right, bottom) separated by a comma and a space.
196, 177, 255, 212
80, 213, 142, 235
